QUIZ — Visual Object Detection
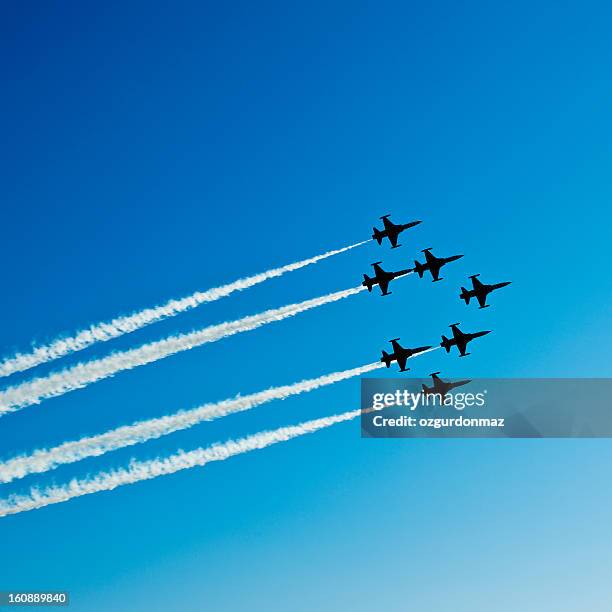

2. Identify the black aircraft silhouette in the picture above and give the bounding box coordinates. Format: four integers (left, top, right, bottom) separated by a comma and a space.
413, 248, 463, 282
460, 274, 511, 308
440, 323, 491, 357
381, 339, 432, 372
362, 262, 412, 296
422, 371, 471, 399
372, 215, 421, 249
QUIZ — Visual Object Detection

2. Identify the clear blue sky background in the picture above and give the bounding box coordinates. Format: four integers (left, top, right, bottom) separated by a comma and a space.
1, 1, 612, 610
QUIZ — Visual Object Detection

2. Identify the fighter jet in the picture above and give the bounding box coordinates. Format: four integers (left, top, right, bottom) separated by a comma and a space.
362, 262, 412, 296
372, 215, 421, 249
381, 339, 432, 372
460, 274, 511, 308
440, 323, 491, 357
412, 248, 463, 282
422, 371, 471, 399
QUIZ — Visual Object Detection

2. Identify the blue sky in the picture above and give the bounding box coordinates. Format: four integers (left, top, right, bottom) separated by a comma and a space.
1, 1, 612, 610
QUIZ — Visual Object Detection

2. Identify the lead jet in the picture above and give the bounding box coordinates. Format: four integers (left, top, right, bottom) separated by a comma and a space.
381, 339, 432, 372
413, 248, 463, 282
422, 371, 471, 399
362, 262, 412, 296
460, 274, 511, 308
372, 215, 421, 249
440, 323, 491, 357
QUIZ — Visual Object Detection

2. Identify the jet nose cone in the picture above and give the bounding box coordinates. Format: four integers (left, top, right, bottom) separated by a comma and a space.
482, 330, 492, 336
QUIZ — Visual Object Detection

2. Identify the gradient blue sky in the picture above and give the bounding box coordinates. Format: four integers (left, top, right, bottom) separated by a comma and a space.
1, 1, 612, 610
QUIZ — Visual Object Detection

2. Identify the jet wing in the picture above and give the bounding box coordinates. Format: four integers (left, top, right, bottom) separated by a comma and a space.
396, 354, 408, 371
423, 249, 437, 265
378, 279, 390, 295
390, 339, 403, 354
426, 380, 440, 395
471, 276, 484, 290
451, 325, 464, 341
387, 231, 399, 248
456, 338, 468, 356
429, 261, 443, 281
382, 216, 394, 231
476, 291, 488, 308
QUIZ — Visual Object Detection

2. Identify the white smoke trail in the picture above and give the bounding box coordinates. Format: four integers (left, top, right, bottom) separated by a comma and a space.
0, 362, 385, 483
0, 286, 367, 416
0, 241, 368, 378
0, 407, 368, 518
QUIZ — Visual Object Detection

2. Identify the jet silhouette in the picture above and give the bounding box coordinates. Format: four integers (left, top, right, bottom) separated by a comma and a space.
460, 274, 511, 308
381, 339, 432, 372
413, 248, 463, 282
422, 371, 471, 399
440, 323, 491, 357
372, 215, 421, 249
362, 262, 411, 296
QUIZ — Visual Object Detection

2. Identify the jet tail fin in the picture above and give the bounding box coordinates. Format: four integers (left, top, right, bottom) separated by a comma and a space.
372, 227, 384, 245
460, 287, 471, 304
414, 260, 425, 278
422, 383, 432, 394
362, 274, 373, 292
381, 350, 392, 368
441, 335, 451, 353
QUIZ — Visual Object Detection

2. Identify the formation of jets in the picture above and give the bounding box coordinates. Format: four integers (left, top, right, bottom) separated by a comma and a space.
364, 213, 511, 386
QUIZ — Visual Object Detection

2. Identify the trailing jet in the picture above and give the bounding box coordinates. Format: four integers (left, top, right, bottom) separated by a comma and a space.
381, 339, 432, 372
460, 274, 511, 308
422, 371, 471, 399
440, 323, 491, 357
372, 215, 421, 249
413, 248, 463, 282
362, 262, 412, 296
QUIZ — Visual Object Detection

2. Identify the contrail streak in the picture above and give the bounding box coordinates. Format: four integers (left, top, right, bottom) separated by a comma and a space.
0, 286, 368, 417
0, 241, 368, 378
0, 347, 439, 483
0, 406, 372, 518
0, 362, 386, 483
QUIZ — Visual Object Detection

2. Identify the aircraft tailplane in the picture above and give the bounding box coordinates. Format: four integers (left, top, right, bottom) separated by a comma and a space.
372, 227, 384, 245
414, 260, 425, 278
460, 287, 471, 304
381, 351, 392, 367
441, 335, 451, 353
